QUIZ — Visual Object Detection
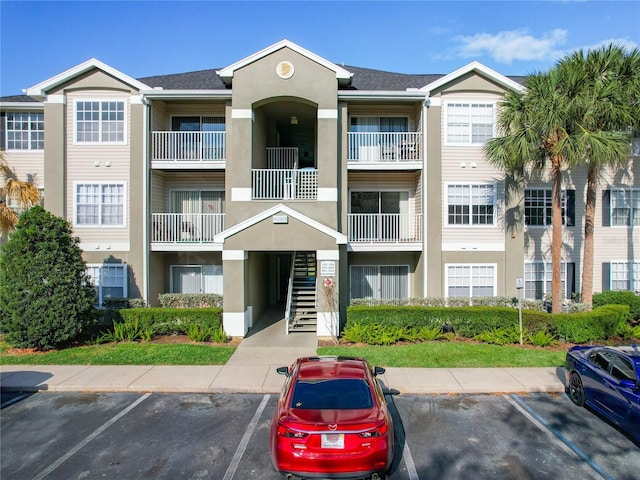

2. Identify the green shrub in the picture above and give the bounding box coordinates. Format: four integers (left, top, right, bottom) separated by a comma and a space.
475, 326, 524, 345
158, 293, 223, 308
210, 325, 228, 343
0, 206, 96, 350
553, 305, 629, 343
528, 330, 557, 347
341, 322, 369, 343
187, 324, 211, 342
593, 291, 640, 321
119, 307, 223, 336
615, 322, 635, 340
633, 325, 640, 340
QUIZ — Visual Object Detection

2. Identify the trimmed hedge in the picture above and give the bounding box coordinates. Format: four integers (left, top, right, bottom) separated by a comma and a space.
345, 304, 629, 344
119, 307, 223, 336
593, 291, 640, 322
158, 293, 223, 308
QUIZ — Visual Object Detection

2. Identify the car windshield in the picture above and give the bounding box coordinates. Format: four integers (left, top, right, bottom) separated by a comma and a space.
291, 378, 374, 410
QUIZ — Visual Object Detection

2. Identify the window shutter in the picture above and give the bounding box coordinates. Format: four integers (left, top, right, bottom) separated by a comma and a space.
602, 190, 611, 227
0, 112, 5, 150
566, 190, 575, 226
602, 262, 611, 291
567, 263, 575, 298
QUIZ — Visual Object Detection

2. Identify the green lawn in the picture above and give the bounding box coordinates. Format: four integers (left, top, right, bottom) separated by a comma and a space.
317, 342, 566, 368
0, 342, 236, 366
1, 339, 566, 367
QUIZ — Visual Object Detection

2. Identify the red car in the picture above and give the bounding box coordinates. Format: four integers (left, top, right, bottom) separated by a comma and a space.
270, 356, 394, 480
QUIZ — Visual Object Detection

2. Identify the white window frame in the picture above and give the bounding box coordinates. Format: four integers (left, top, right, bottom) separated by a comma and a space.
170, 264, 223, 294
610, 188, 640, 227
524, 261, 568, 300
445, 264, 497, 298
5, 112, 44, 150
444, 102, 495, 145
349, 265, 410, 301
610, 261, 640, 292
73, 182, 127, 227
74, 99, 127, 145
524, 188, 569, 227
445, 183, 496, 227
86, 263, 128, 308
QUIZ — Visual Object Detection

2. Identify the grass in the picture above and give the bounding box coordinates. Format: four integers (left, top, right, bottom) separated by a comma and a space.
1, 339, 565, 368
317, 342, 566, 368
0, 342, 236, 366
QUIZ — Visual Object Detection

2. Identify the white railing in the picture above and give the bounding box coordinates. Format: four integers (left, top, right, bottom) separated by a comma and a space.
347, 213, 423, 242
267, 147, 298, 169
348, 132, 421, 163
285, 252, 296, 335
152, 131, 226, 162
252, 169, 318, 200
151, 213, 225, 242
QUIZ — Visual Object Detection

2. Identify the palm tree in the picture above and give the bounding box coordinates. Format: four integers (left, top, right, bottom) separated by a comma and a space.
485, 68, 585, 314
556, 45, 640, 307
0, 153, 41, 234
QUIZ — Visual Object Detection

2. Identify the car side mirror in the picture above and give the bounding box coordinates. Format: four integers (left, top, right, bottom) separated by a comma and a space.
373, 366, 385, 376
276, 366, 290, 376
619, 379, 639, 390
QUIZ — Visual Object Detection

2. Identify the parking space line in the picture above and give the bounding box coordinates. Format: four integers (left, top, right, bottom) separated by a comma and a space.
32, 393, 151, 480
506, 395, 613, 480
223, 393, 270, 480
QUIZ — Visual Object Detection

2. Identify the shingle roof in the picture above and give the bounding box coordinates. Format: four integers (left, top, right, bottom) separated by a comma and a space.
1, 64, 527, 101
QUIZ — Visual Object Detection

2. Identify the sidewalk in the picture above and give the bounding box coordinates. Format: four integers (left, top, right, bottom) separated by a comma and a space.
0, 313, 567, 395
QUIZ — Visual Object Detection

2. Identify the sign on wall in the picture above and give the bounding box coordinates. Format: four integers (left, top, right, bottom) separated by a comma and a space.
321, 261, 336, 276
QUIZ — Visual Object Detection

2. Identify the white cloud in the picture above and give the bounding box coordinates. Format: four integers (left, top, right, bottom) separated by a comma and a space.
578, 38, 639, 53
455, 29, 568, 64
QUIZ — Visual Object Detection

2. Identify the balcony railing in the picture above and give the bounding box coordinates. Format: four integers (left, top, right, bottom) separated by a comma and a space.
348, 213, 423, 243
252, 169, 318, 200
151, 131, 226, 162
348, 132, 421, 163
267, 147, 298, 169
151, 213, 225, 243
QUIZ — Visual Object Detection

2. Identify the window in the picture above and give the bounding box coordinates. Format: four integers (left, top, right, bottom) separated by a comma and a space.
589, 350, 612, 371
6, 112, 44, 150
75, 183, 125, 226
349, 116, 408, 133
610, 189, 640, 226
446, 264, 495, 298
350, 265, 409, 301
524, 262, 573, 300
446, 103, 494, 144
171, 265, 223, 294
524, 189, 575, 226
610, 262, 640, 292
447, 184, 494, 225
75, 100, 126, 143
86, 264, 127, 307
171, 116, 225, 161
610, 355, 636, 382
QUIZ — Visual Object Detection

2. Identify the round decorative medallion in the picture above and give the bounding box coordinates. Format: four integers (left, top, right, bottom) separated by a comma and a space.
276, 61, 295, 79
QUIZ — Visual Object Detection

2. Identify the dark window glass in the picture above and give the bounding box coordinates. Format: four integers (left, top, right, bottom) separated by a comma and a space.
291, 379, 373, 410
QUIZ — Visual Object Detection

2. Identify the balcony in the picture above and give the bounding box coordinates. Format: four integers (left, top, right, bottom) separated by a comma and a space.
348, 132, 422, 168
151, 213, 225, 245
151, 131, 226, 168
348, 213, 423, 247
252, 169, 318, 200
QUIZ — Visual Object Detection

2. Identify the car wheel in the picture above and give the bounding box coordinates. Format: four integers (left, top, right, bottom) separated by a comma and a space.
568, 372, 586, 407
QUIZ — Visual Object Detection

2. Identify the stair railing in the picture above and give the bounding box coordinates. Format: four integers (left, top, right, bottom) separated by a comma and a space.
284, 251, 296, 335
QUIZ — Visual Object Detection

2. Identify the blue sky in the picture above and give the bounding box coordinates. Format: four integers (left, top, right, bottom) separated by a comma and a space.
1, 0, 639, 96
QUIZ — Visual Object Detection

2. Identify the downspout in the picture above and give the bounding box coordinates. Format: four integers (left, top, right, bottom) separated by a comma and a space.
141, 94, 150, 305
422, 94, 430, 297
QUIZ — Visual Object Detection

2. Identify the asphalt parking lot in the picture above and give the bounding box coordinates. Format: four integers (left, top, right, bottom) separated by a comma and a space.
1, 391, 638, 480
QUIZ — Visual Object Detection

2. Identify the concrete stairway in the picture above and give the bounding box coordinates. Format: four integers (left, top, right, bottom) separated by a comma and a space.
288, 252, 317, 332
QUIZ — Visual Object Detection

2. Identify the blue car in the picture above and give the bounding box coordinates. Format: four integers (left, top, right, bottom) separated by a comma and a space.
565, 345, 640, 443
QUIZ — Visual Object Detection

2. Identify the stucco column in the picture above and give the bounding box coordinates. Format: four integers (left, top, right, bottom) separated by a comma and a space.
316, 249, 340, 338
43, 96, 66, 217
222, 249, 251, 337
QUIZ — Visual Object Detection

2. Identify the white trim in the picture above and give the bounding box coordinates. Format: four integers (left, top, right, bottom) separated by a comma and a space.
129, 94, 143, 105
317, 311, 339, 337
73, 181, 127, 228
442, 242, 505, 252
73, 99, 128, 146
214, 203, 347, 244
317, 109, 338, 119
317, 188, 338, 202
217, 39, 352, 82
444, 182, 497, 228
25, 58, 150, 97
44, 95, 65, 104
223, 310, 250, 337
231, 188, 252, 201
232, 109, 254, 119
223, 250, 248, 261
422, 61, 525, 94
0, 101, 43, 109
141, 90, 231, 100
317, 250, 340, 260
426, 97, 441, 107
444, 263, 498, 298
443, 101, 497, 147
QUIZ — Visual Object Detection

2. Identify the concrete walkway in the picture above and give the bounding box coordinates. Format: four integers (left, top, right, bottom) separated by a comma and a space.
0, 310, 567, 395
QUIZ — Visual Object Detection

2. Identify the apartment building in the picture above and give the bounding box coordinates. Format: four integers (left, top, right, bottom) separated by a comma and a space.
1, 40, 638, 338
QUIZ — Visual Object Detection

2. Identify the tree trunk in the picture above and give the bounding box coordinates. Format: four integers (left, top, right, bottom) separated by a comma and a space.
551, 154, 564, 314
581, 162, 598, 308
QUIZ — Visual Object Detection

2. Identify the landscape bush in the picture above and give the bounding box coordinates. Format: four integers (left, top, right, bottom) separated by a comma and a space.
117, 307, 224, 338
593, 290, 640, 322
158, 293, 223, 308
0, 206, 96, 349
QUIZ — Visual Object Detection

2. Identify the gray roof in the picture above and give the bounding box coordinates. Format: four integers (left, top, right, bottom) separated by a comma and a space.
2, 64, 528, 101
